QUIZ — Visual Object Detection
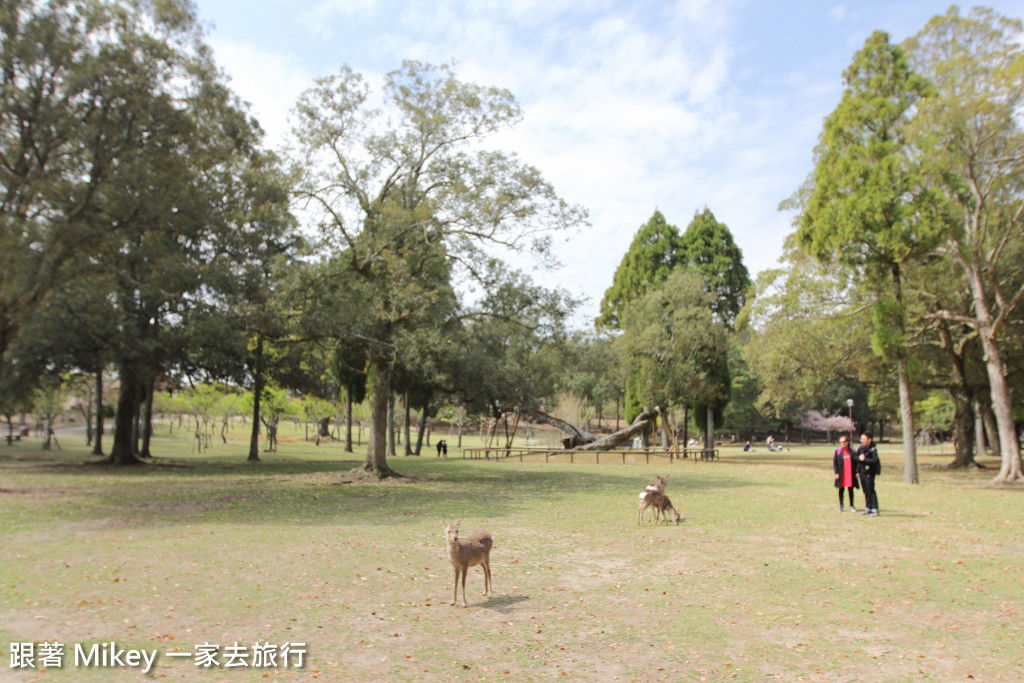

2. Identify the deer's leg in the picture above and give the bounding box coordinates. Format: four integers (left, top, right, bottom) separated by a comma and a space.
451, 567, 460, 606
460, 566, 469, 607
482, 554, 491, 597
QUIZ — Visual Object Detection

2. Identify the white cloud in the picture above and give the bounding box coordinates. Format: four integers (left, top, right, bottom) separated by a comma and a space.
207, 38, 312, 151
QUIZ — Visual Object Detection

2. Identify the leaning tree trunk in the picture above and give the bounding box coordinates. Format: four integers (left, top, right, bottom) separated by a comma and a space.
955, 239, 1022, 482
576, 410, 658, 451
528, 410, 595, 448
981, 336, 1022, 483
963, 265, 1023, 482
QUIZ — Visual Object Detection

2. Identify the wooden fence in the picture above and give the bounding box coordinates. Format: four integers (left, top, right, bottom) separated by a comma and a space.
451, 446, 720, 464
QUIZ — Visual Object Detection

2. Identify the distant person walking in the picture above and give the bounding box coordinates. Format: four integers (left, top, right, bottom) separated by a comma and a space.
855, 432, 881, 516
833, 436, 858, 511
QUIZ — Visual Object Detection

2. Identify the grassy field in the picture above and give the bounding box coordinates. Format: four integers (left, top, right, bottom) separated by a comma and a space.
1, 424, 1022, 681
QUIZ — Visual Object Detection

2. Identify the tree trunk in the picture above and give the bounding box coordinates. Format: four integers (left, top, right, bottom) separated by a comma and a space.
345, 387, 354, 453
528, 410, 595, 447
354, 358, 400, 479
387, 389, 396, 457
248, 336, 264, 462
106, 363, 144, 466
139, 378, 155, 458
576, 410, 658, 451
980, 398, 1000, 458
682, 405, 689, 456
947, 393, 979, 469
705, 405, 715, 459
132, 399, 141, 456
962, 263, 1022, 482
92, 370, 104, 456
43, 412, 54, 450
982, 336, 1022, 482
403, 391, 412, 455
897, 356, 918, 483
974, 399, 987, 462
891, 268, 919, 484
414, 399, 428, 456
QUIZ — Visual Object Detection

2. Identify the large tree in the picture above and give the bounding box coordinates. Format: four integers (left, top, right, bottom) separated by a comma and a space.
596, 210, 686, 330
618, 268, 730, 451
447, 263, 576, 449
679, 208, 751, 329
292, 61, 586, 479
0, 0, 211, 365
904, 7, 1024, 482
795, 30, 939, 484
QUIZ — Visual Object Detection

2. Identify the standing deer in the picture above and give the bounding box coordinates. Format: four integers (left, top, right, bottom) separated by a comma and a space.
637, 490, 681, 526
441, 519, 493, 607
641, 474, 669, 495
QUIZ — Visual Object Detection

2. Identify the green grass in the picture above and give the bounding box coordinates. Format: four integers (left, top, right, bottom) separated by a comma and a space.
1, 424, 1022, 681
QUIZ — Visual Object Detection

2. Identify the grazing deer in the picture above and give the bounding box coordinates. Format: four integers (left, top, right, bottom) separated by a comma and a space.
637, 490, 681, 526
638, 475, 669, 522
441, 519, 493, 607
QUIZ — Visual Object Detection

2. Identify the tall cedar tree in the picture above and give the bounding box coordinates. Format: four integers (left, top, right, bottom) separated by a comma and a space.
797, 30, 939, 485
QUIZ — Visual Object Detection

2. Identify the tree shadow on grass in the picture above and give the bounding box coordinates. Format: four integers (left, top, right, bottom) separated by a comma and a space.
0, 448, 762, 531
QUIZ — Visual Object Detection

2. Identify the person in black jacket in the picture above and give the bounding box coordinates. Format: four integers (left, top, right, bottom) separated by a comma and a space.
855, 432, 880, 516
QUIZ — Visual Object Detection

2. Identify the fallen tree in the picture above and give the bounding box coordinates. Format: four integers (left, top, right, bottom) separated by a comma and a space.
528, 409, 659, 451
528, 411, 595, 448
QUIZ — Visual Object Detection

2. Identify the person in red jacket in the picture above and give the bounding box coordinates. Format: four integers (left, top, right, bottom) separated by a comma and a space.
833, 436, 859, 511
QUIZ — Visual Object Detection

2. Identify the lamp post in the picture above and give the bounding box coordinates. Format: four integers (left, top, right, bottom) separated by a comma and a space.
846, 398, 854, 443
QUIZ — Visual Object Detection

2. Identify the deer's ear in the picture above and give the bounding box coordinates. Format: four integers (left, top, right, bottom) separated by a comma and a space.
440, 519, 446, 527
455, 518, 462, 526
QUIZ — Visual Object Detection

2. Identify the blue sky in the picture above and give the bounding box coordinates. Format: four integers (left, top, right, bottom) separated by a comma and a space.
194, 0, 1023, 325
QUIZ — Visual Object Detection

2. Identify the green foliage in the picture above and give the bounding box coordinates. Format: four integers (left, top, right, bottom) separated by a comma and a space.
797, 30, 939, 274
869, 295, 906, 361
618, 269, 729, 418
596, 210, 685, 329
451, 263, 577, 419
556, 331, 625, 421
742, 250, 875, 420
916, 391, 955, 432
679, 208, 751, 329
